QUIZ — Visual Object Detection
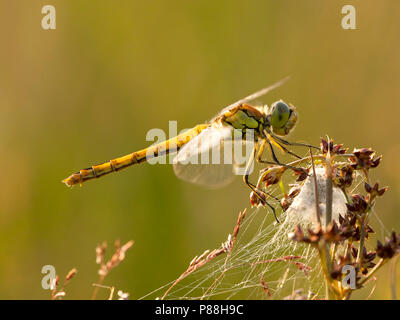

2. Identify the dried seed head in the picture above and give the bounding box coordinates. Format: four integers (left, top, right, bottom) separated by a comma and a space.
333, 164, 355, 189
376, 231, 400, 259
260, 275, 271, 296
222, 234, 233, 252
364, 182, 387, 200
290, 220, 351, 245
115, 239, 121, 250
320, 138, 347, 155
250, 190, 266, 207
117, 290, 129, 300
323, 221, 347, 242
346, 194, 368, 215
196, 250, 210, 264
281, 186, 301, 212
293, 167, 309, 182
96, 240, 134, 278
53, 291, 66, 299
260, 166, 286, 187
289, 225, 313, 244
350, 148, 382, 170
65, 268, 77, 282
50, 275, 59, 291
96, 242, 107, 265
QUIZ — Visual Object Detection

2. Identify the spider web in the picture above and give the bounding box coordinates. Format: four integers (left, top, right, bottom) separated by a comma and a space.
140, 162, 387, 300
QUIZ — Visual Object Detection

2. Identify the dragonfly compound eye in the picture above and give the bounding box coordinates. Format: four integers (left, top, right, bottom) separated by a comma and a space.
270, 100, 298, 136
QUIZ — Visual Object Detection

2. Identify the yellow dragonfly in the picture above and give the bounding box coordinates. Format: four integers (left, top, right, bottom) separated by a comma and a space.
63, 77, 315, 221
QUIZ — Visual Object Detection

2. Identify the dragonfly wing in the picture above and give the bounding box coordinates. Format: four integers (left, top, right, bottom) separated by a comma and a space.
173, 125, 255, 188
212, 76, 290, 121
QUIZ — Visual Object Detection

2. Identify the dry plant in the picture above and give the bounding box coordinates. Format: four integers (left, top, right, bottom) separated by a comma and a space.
91, 283, 130, 300
160, 209, 247, 299
250, 138, 399, 299
92, 239, 134, 300
49, 239, 133, 300
50, 268, 77, 300
154, 138, 399, 300
286, 139, 398, 299
54, 141, 398, 300
159, 209, 312, 300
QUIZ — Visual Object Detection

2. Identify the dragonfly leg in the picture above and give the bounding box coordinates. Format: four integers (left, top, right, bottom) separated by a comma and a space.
262, 130, 303, 159
258, 140, 309, 177
243, 147, 280, 223
269, 132, 319, 150
269, 138, 302, 159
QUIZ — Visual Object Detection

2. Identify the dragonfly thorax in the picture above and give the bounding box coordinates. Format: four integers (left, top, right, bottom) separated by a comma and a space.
218, 100, 297, 141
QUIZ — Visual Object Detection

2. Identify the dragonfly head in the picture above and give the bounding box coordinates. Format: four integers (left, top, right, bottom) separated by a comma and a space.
267, 100, 298, 136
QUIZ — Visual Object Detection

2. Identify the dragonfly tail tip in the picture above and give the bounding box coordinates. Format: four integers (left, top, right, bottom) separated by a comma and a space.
62, 177, 73, 188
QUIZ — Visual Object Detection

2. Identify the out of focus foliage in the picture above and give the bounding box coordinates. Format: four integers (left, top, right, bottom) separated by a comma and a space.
0, 1, 399, 299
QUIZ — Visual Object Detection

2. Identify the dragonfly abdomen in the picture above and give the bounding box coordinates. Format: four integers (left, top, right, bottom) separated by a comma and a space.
62, 124, 209, 187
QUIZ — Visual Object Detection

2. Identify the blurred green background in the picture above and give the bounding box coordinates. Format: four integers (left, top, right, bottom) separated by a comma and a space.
1, 0, 399, 299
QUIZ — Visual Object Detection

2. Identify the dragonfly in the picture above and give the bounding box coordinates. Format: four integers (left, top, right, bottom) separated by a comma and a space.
63, 77, 316, 221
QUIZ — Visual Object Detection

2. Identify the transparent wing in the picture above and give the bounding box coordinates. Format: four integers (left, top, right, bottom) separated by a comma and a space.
212, 76, 290, 121
173, 125, 255, 188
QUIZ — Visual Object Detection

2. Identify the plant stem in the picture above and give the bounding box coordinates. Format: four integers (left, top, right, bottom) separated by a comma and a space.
325, 150, 333, 227
359, 258, 387, 286
323, 145, 334, 298
391, 255, 399, 300
309, 147, 322, 226
326, 176, 333, 227
331, 243, 337, 263
357, 206, 372, 265
356, 216, 366, 264
317, 241, 337, 299
91, 275, 105, 300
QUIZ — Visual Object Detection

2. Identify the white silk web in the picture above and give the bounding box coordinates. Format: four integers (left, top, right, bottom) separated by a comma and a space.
141, 162, 385, 300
